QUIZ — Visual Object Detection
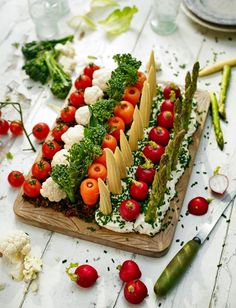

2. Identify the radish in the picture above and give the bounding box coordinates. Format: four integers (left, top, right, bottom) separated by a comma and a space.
124, 279, 148, 304
209, 174, 229, 196
66, 262, 98, 288
119, 260, 142, 282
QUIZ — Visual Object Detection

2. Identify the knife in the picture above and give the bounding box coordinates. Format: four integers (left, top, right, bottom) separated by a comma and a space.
154, 189, 236, 297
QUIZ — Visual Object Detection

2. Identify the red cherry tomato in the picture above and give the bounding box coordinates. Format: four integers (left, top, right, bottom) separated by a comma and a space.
32, 122, 50, 141
93, 150, 106, 167
31, 160, 51, 180
69, 91, 85, 108
60, 106, 76, 123
143, 142, 165, 164
135, 166, 156, 185
74, 75, 92, 90
123, 86, 141, 107
157, 111, 174, 130
124, 279, 148, 305
130, 181, 149, 201
42, 140, 61, 160
102, 134, 117, 152
8, 171, 25, 187
160, 99, 175, 112
74, 264, 98, 288
0, 119, 9, 135
23, 178, 42, 198
148, 126, 170, 146
188, 197, 209, 216
119, 260, 142, 282
9, 121, 23, 136
108, 116, 125, 141
114, 101, 134, 125
119, 199, 141, 221
52, 123, 69, 142
83, 63, 100, 78
133, 71, 146, 91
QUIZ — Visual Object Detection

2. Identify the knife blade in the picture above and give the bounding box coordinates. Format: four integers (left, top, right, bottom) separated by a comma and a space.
154, 190, 236, 297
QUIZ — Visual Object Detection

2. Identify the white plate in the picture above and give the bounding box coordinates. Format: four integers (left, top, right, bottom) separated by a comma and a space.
181, 3, 236, 33
184, 0, 236, 26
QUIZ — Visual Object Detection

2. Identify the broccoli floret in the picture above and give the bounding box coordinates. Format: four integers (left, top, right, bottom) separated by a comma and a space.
22, 35, 74, 60
45, 51, 72, 99
89, 99, 116, 125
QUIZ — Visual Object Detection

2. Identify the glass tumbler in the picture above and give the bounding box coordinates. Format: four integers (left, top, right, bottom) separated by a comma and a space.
28, 0, 60, 39
151, 0, 181, 35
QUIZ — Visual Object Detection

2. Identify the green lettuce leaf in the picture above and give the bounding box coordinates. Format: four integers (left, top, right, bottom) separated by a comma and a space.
98, 6, 138, 35
68, 14, 97, 31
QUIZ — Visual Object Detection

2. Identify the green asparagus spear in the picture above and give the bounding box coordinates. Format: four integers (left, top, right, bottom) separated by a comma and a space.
164, 140, 174, 178
185, 71, 191, 93
210, 92, 224, 150
218, 64, 231, 120
172, 129, 186, 170
173, 98, 182, 117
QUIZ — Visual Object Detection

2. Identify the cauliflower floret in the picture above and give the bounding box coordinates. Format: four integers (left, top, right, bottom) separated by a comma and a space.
40, 177, 66, 202
75, 106, 91, 126
58, 55, 77, 75
92, 68, 111, 91
54, 42, 76, 58
51, 149, 69, 167
23, 254, 43, 282
61, 124, 84, 150
0, 230, 31, 263
84, 86, 103, 105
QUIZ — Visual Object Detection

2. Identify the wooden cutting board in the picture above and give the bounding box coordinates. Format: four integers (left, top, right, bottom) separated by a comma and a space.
13, 88, 210, 257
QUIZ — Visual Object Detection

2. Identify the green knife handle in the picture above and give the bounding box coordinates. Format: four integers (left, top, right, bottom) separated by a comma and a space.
154, 238, 201, 296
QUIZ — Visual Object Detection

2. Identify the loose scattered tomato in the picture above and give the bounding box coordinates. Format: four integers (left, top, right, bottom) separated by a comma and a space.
88, 163, 107, 181
108, 116, 125, 141
9, 120, 23, 136
102, 134, 117, 152
157, 111, 174, 130
143, 142, 165, 164
119, 260, 142, 282
74, 75, 92, 90
80, 178, 99, 206
8, 171, 25, 187
23, 178, 41, 198
124, 279, 148, 304
69, 91, 85, 108
188, 197, 209, 216
52, 123, 69, 142
114, 101, 134, 125
0, 119, 9, 135
74, 264, 99, 288
148, 126, 170, 146
31, 160, 51, 180
119, 199, 141, 221
60, 106, 76, 123
133, 71, 146, 91
93, 150, 106, 167
83, 63, 100, 79
42, 140, 61, 160
130, 181, 149, 201
32, 122, 50, 141
123, 86, 141, 106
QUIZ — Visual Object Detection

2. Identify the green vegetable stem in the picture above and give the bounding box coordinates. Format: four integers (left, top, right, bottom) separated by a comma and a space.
154, 239, 201, 296
218, 64, 231, 120
210, 92, 224, 150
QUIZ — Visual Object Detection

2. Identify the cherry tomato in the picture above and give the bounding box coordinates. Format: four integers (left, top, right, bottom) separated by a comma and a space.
188, 197, 209, 216
119, 199, 141, 221
60, 106, 76, 123
8, 171, 25, 187
74, 264, 99, 288
42, 140, 61, 160
74, 75, 92, 90
108, 116, 125, 141
148, 126, 170, 146
114, 101, 134, 125
93, 150, 106, 167
32, 160, 51, 180
157, 111, 174, 130
80, 178, 99, 206
32, 122, 50, 141
123, 86, 141, 107
143, 142, 165, 164
160, 99, 175, 112
83, 63, 100, 79
102, 134, 117, 152
133, 71, 146, 91
69, 91, 85, 108
9, 120, 23, 136
119, 260, 142, 282
52, 123, 69, 142
135, 166, 156, 185
124, 279, 148, 305
23, 178, 42, 198
88, 163, 107, 181
0, 119, 9, 135
130, 181, 149, 201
